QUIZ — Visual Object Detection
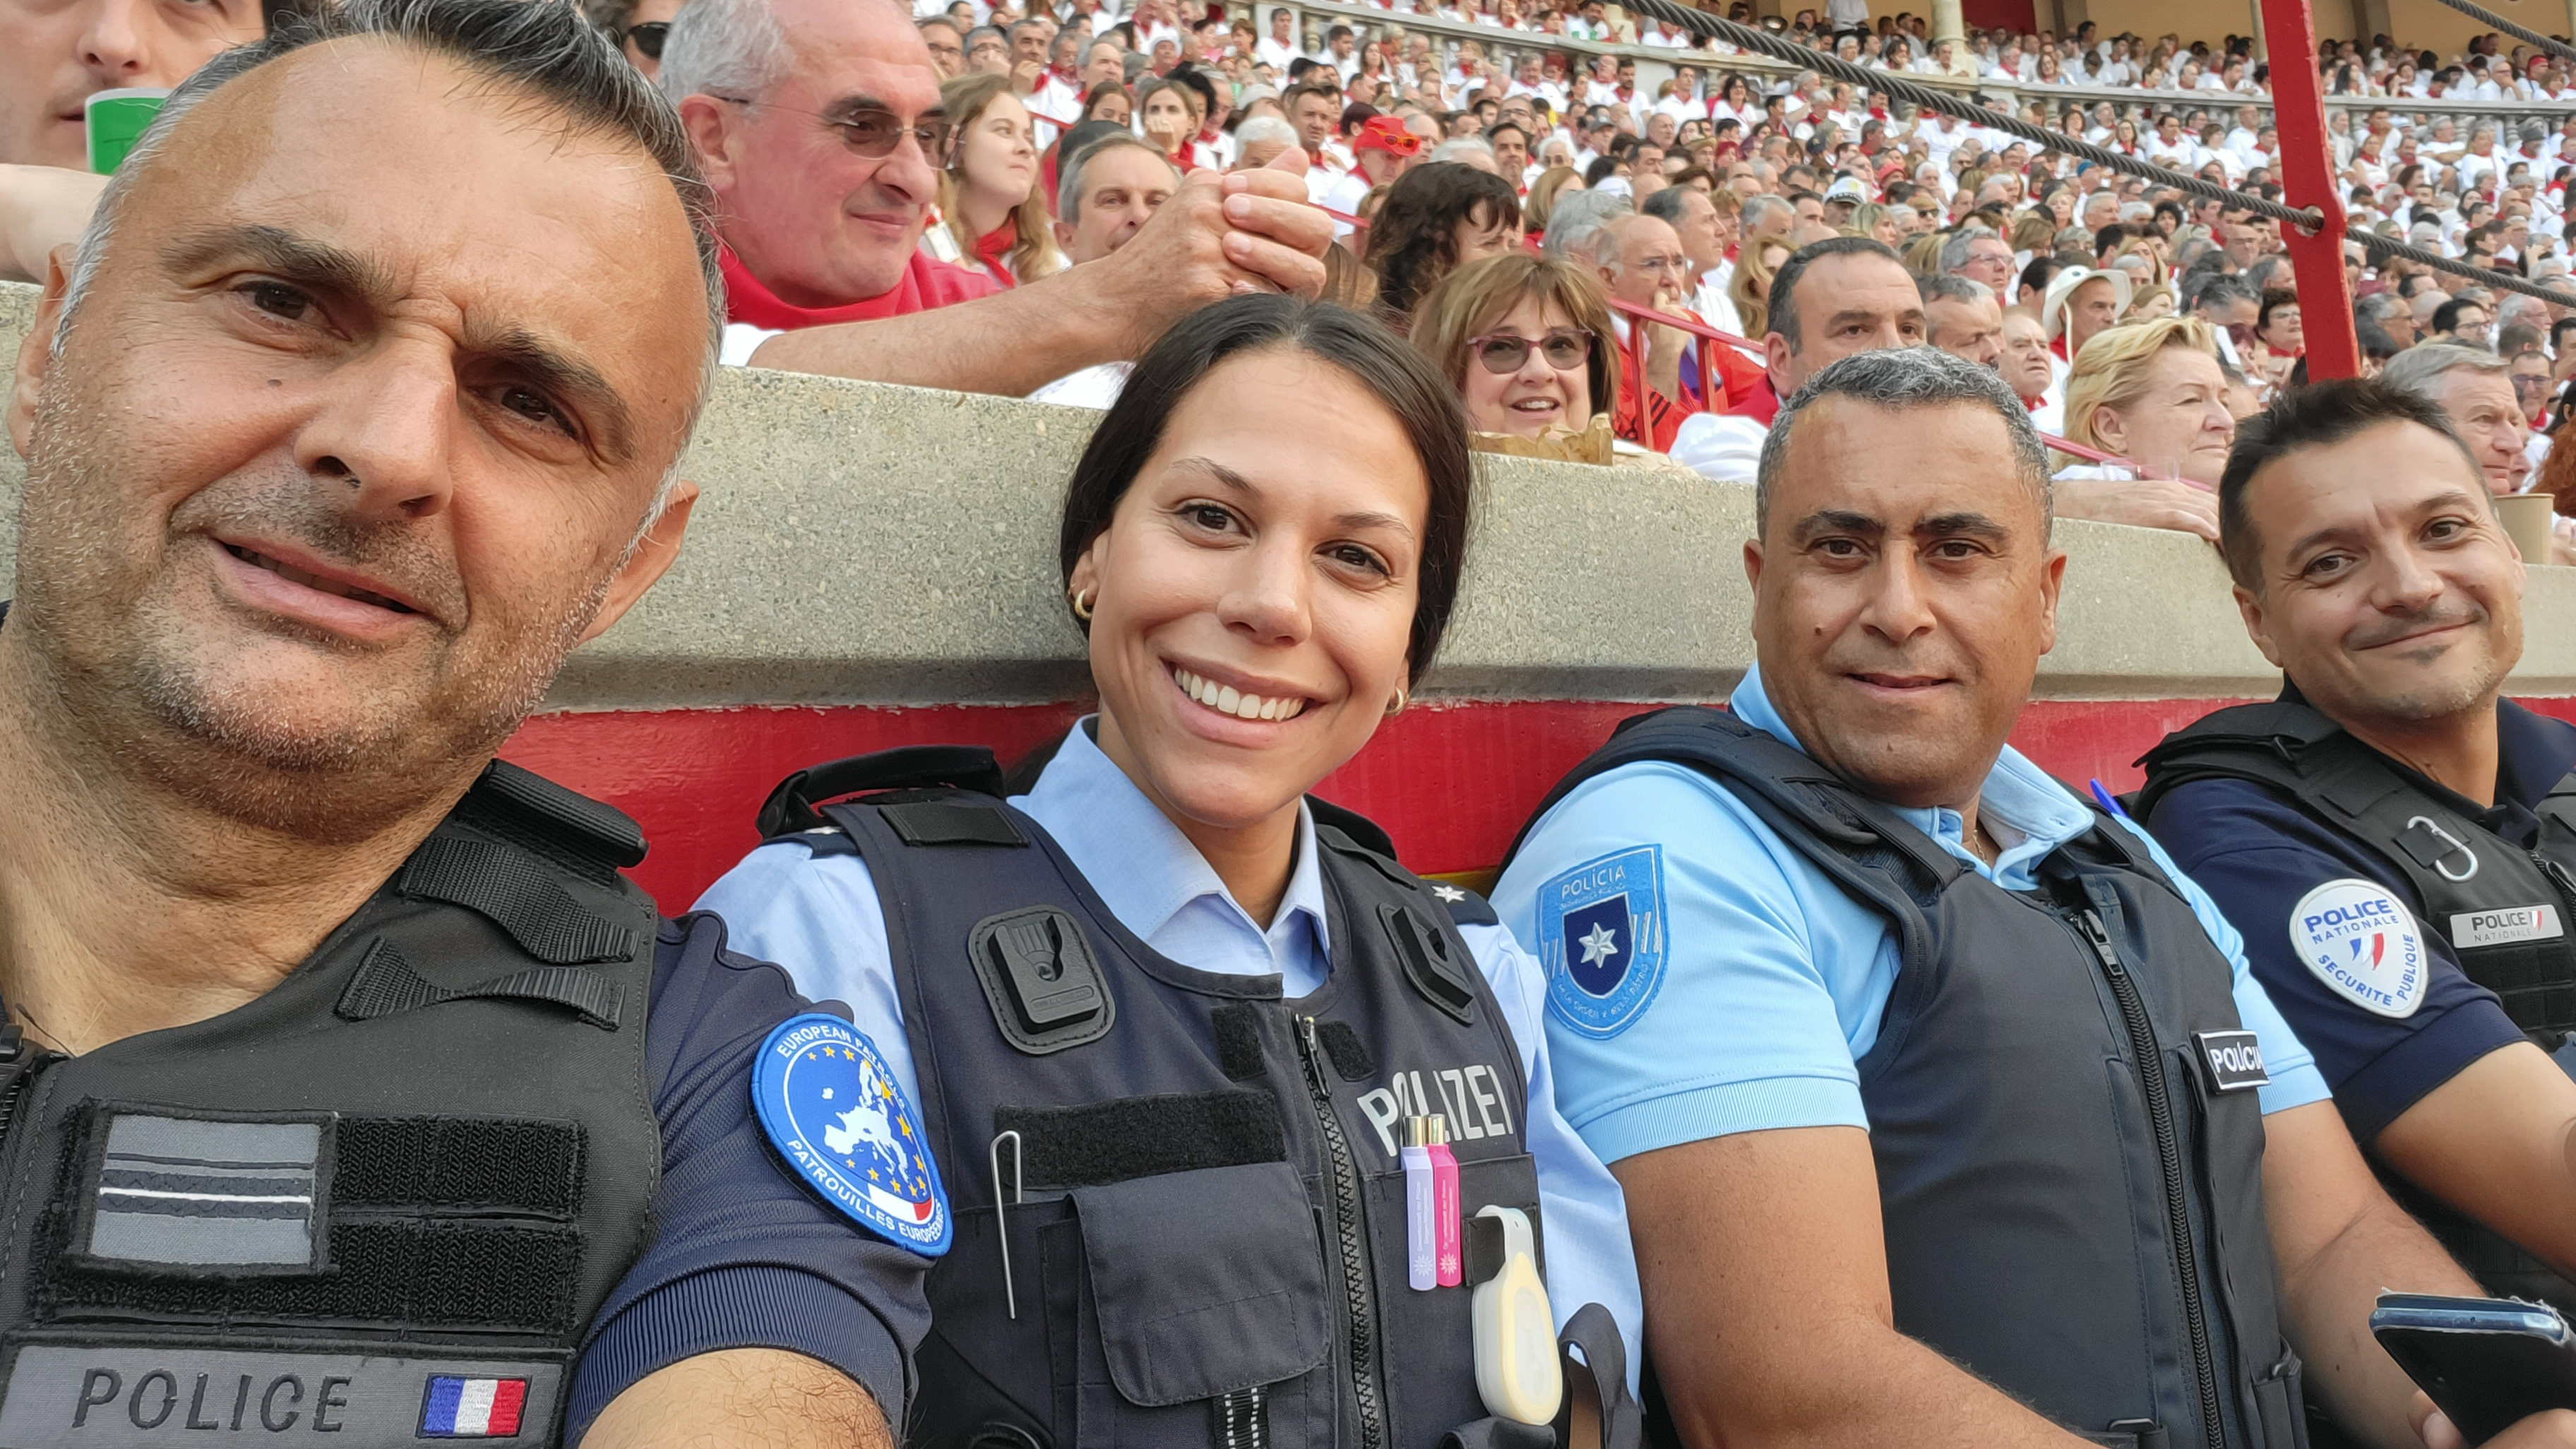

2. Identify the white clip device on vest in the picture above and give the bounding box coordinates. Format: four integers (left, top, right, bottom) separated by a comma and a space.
1471, 1205, 1561, 1425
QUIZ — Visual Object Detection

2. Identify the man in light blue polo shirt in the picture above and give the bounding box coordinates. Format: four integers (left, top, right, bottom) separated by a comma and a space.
1496, 347, 2565, 1449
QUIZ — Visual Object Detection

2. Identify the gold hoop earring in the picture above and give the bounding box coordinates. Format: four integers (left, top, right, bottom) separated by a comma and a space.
1385, 686, 1409, 717
1069, 586, 1095, 621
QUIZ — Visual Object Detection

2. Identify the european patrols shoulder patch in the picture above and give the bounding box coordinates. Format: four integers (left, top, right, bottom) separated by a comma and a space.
754, 1013, 952, 1256
2289, 878, 2428, 1020
1537, 846, 1668, 1039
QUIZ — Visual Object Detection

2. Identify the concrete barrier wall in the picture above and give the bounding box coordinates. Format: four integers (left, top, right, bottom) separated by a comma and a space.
5, 280, 2571, 905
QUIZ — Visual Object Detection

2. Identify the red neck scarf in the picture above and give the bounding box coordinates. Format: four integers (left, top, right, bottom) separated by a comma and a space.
973, 222, 1017, 285
1729, 376, 1782, 423
717, 244, 998, 329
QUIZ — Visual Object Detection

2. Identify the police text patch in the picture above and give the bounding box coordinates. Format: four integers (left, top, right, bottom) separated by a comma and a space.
2450, 904, 2565, 950
753, 1014, 952, 1256
2290, 878, 2428, 1019
0, 1342, 561, 1446
1536, 847, 1668, 1039
2192, 1030, 2270, 1093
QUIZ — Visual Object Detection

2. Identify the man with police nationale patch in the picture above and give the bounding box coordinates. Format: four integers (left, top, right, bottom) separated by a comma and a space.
1497, 350, 2570, 1449
2138, 378, 2576, 1316
0, 4, 933, 1445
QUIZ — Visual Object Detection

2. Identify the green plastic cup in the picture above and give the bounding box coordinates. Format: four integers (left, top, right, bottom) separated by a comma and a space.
85, 88, 169, 174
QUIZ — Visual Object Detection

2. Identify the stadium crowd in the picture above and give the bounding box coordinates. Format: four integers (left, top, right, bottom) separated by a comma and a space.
10, 0, 2576, 1441
13, 0, 2576, 525
24, 0, 2576, 548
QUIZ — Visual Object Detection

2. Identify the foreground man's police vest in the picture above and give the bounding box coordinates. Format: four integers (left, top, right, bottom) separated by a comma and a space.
1510, 708, 2305, 1449
754, 746, 1634, 1449
2139, 696, 2576, 1308
0, 763, 660, 1448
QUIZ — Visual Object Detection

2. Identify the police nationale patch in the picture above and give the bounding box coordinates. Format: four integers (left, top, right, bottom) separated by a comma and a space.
753, 1014, 951, 1256
2290, 878, 2428, 1020
2451, 904, 2565, 950
1536, 847, 1667, 1039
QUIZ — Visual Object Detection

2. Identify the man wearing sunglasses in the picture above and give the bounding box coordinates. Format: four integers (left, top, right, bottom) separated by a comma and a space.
597, 0, 680, 81
663, 0, 1331, 395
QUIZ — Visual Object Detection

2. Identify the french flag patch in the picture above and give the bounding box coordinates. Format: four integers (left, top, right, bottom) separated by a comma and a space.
419, 1376, 528, 1438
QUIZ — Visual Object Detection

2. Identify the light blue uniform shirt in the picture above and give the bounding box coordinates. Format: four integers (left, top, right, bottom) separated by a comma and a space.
698, 721, 1643, 1373
1494, 665, 2332, 1169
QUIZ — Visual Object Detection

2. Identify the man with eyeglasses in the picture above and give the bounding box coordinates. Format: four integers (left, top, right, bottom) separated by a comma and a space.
662, 0, 1330, 394
1594, 213, 1710, 451
1941, 227, 2016, 298
917, 16, 965, 78
963, 24, 1009, 76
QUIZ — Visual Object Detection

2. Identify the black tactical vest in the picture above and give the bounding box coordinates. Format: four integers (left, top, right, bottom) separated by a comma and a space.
753, 745, 1635, 1449
1509, 708, 2306, 1449
2137, 696, 2576, 1313
2137, 698, 2576, 1039
0, 761, 662, 1449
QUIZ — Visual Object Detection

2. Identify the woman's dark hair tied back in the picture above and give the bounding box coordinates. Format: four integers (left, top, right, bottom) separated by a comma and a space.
1058, 295, 1476, 686
1362, 162, 1523, 321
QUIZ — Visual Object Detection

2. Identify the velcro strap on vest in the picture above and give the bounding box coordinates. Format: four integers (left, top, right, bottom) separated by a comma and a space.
335, 941, 623, 1031
881, 799, 1029, 847
993, 1090, 1287, 1191
38, 1216, 582, 1335
473, 759, 648, 869
1556, 1301, 1641, 1449
331, 1117, 583, 1217
398, 838, 636, 965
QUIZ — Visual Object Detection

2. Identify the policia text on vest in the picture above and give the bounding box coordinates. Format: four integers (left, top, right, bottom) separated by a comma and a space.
1507, 707, 2307, 1449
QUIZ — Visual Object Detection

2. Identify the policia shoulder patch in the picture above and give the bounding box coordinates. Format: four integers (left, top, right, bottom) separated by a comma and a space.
753, 1014, 952, 1256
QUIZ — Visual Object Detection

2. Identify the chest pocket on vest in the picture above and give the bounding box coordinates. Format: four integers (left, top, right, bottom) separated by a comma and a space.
1065, 1162, 1331, 1449
1364, 1152, 1542, 1449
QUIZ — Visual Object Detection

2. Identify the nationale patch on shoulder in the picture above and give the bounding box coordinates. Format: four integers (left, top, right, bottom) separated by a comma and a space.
754, 1013, 952, 1256
1536, 846, 1668, 1039
2289, 878, 2428, 1020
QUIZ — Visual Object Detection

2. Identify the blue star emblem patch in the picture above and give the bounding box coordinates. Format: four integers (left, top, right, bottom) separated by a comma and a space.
1536, 846, 1667, 1039
753, 1014, 952, 1256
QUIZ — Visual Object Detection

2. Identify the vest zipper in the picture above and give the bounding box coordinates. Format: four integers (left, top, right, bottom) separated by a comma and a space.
2069, 906, 2227, 1447
1298, 1015, 1386, 1449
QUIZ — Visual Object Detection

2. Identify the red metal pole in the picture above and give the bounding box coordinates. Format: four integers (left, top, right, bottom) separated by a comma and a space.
2260, 0, 2360, 379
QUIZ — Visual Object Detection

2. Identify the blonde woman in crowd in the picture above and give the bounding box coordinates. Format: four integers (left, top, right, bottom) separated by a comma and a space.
2049, 316, 2233, 542
2126, 282, 2176, 321
929, 72, 1066, 286
1730, 239, 1789, 340
1525, 164, 1587, 239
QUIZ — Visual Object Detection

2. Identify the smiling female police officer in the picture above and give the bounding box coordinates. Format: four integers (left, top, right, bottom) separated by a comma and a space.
698, 296, 1642, 1449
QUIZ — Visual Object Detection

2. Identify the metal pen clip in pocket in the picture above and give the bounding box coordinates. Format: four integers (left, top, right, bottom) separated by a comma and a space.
990, 1129, 1024, 1320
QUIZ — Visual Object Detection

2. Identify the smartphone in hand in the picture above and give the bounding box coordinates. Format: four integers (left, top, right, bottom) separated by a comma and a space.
2371, 1293, 2576, 1445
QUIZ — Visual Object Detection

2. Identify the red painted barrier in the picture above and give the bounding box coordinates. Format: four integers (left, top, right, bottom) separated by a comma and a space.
500, 695, 2576, 912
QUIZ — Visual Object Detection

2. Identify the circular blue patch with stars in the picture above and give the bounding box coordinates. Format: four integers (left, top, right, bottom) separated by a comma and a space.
753, 1013, 951, 1257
